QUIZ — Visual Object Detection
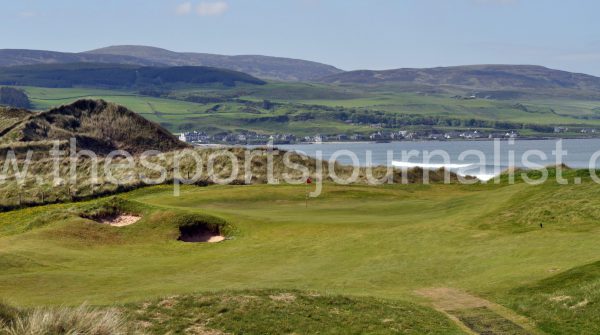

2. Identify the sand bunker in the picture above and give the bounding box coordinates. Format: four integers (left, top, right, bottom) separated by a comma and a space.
97, 214, 141, 227
178, 223, 224, 243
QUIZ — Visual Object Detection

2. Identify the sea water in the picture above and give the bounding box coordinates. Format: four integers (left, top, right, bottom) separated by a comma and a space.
279, 139, 600, 181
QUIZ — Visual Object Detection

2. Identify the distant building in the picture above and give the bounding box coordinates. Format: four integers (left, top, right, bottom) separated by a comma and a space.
179, 131, 208, 143
554, 127, 568, 133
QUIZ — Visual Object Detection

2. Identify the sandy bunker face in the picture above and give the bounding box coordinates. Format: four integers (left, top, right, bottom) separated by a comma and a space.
178, 223, 225, 243
96, 214, 141, 227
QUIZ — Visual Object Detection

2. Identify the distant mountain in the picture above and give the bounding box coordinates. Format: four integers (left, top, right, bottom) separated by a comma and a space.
0, 99, 187, 154
318, 65, 600, 93
85, 45, 344, 81
0, 46, 344, 82
0, 63, 265, 89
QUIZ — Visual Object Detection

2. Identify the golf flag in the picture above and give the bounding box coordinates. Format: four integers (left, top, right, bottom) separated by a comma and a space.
305, 177, 312, 207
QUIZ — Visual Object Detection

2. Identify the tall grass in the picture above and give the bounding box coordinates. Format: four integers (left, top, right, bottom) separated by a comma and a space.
0, 305, 132, 335
0, 146, 457, 211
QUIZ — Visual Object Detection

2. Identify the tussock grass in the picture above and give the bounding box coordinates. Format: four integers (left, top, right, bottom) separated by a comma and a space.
0, 302, 20, 327
0, 145, 458, 211
0, 304, 133, 335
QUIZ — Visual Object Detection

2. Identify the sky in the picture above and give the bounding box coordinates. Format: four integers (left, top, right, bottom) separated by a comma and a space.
2, 0, 600, 75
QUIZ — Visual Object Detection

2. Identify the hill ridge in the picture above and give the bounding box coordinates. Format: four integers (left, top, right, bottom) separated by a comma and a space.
318, 64, 600, 92
0, 46, 344, 82
0, 63, 266, 89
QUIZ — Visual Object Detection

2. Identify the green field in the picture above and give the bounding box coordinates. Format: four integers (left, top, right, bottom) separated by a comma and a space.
17, 85, 600, 138
1, 176, 599, 333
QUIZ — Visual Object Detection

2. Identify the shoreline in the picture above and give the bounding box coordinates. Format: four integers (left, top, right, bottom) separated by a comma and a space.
194, 137, 600, 147
287, 137, 600, 145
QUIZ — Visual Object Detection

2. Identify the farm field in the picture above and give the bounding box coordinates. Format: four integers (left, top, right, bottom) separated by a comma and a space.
18, 86, 600, 138
1, 178, 599, 333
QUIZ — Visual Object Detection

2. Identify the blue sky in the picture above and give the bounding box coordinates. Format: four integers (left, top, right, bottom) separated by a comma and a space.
2, 0, 600, 75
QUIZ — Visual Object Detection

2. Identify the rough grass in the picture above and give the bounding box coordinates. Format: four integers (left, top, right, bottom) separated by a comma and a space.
0, 99, 187, 154
125, 289, 463, 335
0, 303, 19, 327
0, 304, 132, 335
0, 145, 457, 209
501, 261, 600, 335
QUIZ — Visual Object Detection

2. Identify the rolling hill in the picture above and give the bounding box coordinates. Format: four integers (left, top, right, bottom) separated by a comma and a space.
0, 49, 162, 67
0, 63, 266, 89
85, 45, 344, 81
319, 65, 600, 98
0, 46, 344, 82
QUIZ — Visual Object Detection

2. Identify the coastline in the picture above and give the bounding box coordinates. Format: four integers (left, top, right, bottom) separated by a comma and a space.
191, 136, 600, 147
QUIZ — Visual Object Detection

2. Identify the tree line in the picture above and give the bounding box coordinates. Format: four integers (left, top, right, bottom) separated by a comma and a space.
0, 87, 31, 109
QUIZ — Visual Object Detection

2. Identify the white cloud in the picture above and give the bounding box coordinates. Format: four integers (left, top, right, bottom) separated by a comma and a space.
196, 1, 229, 16
175, 2, 193, 15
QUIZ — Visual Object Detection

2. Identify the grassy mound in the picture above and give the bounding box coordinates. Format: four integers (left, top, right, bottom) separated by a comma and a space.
0, 290, 462, 334
0, 195, 233, 249
79, 197, 143, 222
502, 261, 600, 335
0, 99, 188, 153
125, 290, 463, 334
477, 170, 600, 232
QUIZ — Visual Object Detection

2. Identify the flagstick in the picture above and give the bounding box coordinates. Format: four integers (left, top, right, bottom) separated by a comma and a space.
305, 182, 308, 208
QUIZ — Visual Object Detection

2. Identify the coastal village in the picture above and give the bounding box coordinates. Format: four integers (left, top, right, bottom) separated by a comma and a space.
178, 129, 523, 145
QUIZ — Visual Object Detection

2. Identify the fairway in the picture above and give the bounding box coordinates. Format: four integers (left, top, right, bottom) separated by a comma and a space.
1, 180, 599, 333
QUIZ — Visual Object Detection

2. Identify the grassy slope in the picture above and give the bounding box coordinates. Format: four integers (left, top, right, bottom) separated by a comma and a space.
500, 261, 600, 335
19, 86, 600, 137
297, 93, 600, 125
124, 289, 463, 334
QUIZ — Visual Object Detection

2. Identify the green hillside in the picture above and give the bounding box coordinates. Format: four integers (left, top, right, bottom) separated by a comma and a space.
502, 260, 600, 334
0, 63, 265, 89
17, 85, 600, 138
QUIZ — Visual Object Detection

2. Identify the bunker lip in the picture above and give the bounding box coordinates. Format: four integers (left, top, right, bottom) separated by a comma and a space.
91, 214, 141, 227
178, 223, 225, 243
